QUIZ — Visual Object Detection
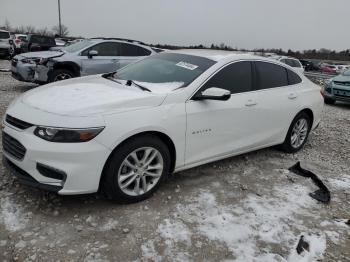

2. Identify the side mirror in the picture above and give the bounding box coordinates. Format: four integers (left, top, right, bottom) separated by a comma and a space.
193, 87, 231, 101
88, 50, 98, 58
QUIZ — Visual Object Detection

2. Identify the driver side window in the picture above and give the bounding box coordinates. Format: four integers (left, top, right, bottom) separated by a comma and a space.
201, 61, 253, 94
81, 42, 121, 56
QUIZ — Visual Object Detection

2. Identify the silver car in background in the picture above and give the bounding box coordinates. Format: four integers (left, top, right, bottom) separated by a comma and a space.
11, 38, 160, 83
0, 29, 11, 58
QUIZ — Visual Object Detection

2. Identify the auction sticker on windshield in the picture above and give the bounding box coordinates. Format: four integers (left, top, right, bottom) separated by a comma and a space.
176, 61, 199, 70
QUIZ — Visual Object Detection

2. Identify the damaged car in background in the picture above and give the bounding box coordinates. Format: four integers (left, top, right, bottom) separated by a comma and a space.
11, 38, 160, 84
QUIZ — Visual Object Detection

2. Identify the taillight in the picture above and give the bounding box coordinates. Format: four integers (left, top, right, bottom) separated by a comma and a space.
320, 90, 325, 97
15, 39, 21, 44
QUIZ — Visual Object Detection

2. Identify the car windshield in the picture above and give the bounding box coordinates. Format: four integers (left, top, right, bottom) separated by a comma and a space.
63, 40, 93, 53
342, 69, 350, 76
115, 53, 216, 89
0, 31, 10, 39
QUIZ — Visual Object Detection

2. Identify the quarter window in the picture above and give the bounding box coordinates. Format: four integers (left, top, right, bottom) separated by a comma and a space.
201, 61, 253, 94
287, 69, 302, 85
255, 61, 288, 90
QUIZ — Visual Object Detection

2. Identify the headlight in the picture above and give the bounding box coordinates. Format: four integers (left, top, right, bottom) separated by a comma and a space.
325, 79, 333, 86
39, 58, 49, 65
21, 58, 37, 64
34, 126, 104, 143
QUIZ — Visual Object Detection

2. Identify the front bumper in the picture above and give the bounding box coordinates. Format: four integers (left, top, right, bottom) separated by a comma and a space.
34, 64, 50, 83
0, 47, 9, 56
324, 85, 350, 103
2, 124, 112, 195
11, 61, 36, 82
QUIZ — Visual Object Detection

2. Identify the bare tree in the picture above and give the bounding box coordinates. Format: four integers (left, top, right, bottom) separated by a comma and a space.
36, 27, 52, 36
3, 19, 12, 31
25, 25, 36, 34
52, 24, 69, 37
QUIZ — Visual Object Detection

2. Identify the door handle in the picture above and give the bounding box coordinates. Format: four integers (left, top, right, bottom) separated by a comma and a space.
245, 99, 257, 106
288, 93, 297, 99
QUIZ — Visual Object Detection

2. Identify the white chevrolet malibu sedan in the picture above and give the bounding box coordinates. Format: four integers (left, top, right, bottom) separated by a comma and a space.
2, 50, 323, 202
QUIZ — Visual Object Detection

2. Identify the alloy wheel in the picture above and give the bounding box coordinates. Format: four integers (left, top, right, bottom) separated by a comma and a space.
291, 118, 308, 148
54, 73, 72, 81
117, 147, 164, 196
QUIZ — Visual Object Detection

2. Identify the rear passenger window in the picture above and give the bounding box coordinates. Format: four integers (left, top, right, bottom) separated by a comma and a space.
202, 61, 253, 94
255, 61, 288, 90
120, 43, 151, 56
287, 69, 302, 85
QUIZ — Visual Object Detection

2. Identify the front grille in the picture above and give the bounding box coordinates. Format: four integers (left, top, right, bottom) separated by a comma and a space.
333, 88, 350, 98
2, 132, 26, 160
334, 81, 350, 86
6, 115, 33, 130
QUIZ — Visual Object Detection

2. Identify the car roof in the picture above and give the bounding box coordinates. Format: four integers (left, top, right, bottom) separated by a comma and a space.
167, 49, 266, 62
0, 29, 10, 33
271, 55, 299, 61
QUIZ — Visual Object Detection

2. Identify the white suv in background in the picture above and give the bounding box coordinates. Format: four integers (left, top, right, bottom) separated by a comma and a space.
272, 56, 304, 74
3, 50, 323, 202
0, 29, 11, 58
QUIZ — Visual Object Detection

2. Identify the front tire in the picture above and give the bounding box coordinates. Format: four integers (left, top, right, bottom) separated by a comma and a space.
280, 112, 311, 153
101, 135, 171, 203
49, 69, 74, 82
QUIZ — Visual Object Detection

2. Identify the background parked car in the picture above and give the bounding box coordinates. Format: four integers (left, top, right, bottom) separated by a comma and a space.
34, 37, 159, 83
300, 59, 320, 72
0, 29, 11, 58
323, 68, 350, 104
320, 64, 337, 75
20, 34, 56, 53
11, 38, 158, 83
272, 56, 304, 74
9, 33, 27, 57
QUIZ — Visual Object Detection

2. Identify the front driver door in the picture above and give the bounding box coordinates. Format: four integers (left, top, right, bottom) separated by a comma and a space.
185, 61, 260, 166
80, 42, 120, 76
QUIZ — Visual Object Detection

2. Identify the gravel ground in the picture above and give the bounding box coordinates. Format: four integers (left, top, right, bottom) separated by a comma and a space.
0, 59, 349, 262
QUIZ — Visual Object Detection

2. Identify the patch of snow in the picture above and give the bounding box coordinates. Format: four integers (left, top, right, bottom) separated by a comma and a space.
157, 219, 191, 245
328, 175, 350, 189
99, 218, 119, 231
171, 183, 318, 261
0, 197, 28, 231
325, 230, 340, 244
287, 233, 326, 262
141, 240, 162, 262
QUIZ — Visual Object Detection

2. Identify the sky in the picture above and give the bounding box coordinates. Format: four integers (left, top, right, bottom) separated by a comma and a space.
0, 0, 348, 51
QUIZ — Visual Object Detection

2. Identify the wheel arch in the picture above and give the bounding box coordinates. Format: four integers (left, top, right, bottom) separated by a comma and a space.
298, 108, 314, 127
98, 130, 177, 191
52, 61, 81, 77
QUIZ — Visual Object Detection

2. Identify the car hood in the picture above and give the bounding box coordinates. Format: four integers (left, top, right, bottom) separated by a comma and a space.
20, 75, 168, 117
332, 74, 350, 82
16, 50, 64, 59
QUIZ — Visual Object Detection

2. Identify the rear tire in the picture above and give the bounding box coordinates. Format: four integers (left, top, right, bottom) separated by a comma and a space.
101, 135, 171, 203
49, 69, 74, 82
280, 112, 312, 153
324, 97, 335, 105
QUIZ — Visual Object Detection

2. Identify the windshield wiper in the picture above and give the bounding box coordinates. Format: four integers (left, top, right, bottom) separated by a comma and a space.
102, 71, 122, 84
126, 80, 151, 92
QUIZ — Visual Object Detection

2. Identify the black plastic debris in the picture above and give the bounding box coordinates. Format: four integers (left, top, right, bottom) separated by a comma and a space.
288, 161, 331, 203
296, 235, 310, 254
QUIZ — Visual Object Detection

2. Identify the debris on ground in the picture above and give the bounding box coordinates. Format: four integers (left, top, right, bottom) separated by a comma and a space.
289, 161, 331, 203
